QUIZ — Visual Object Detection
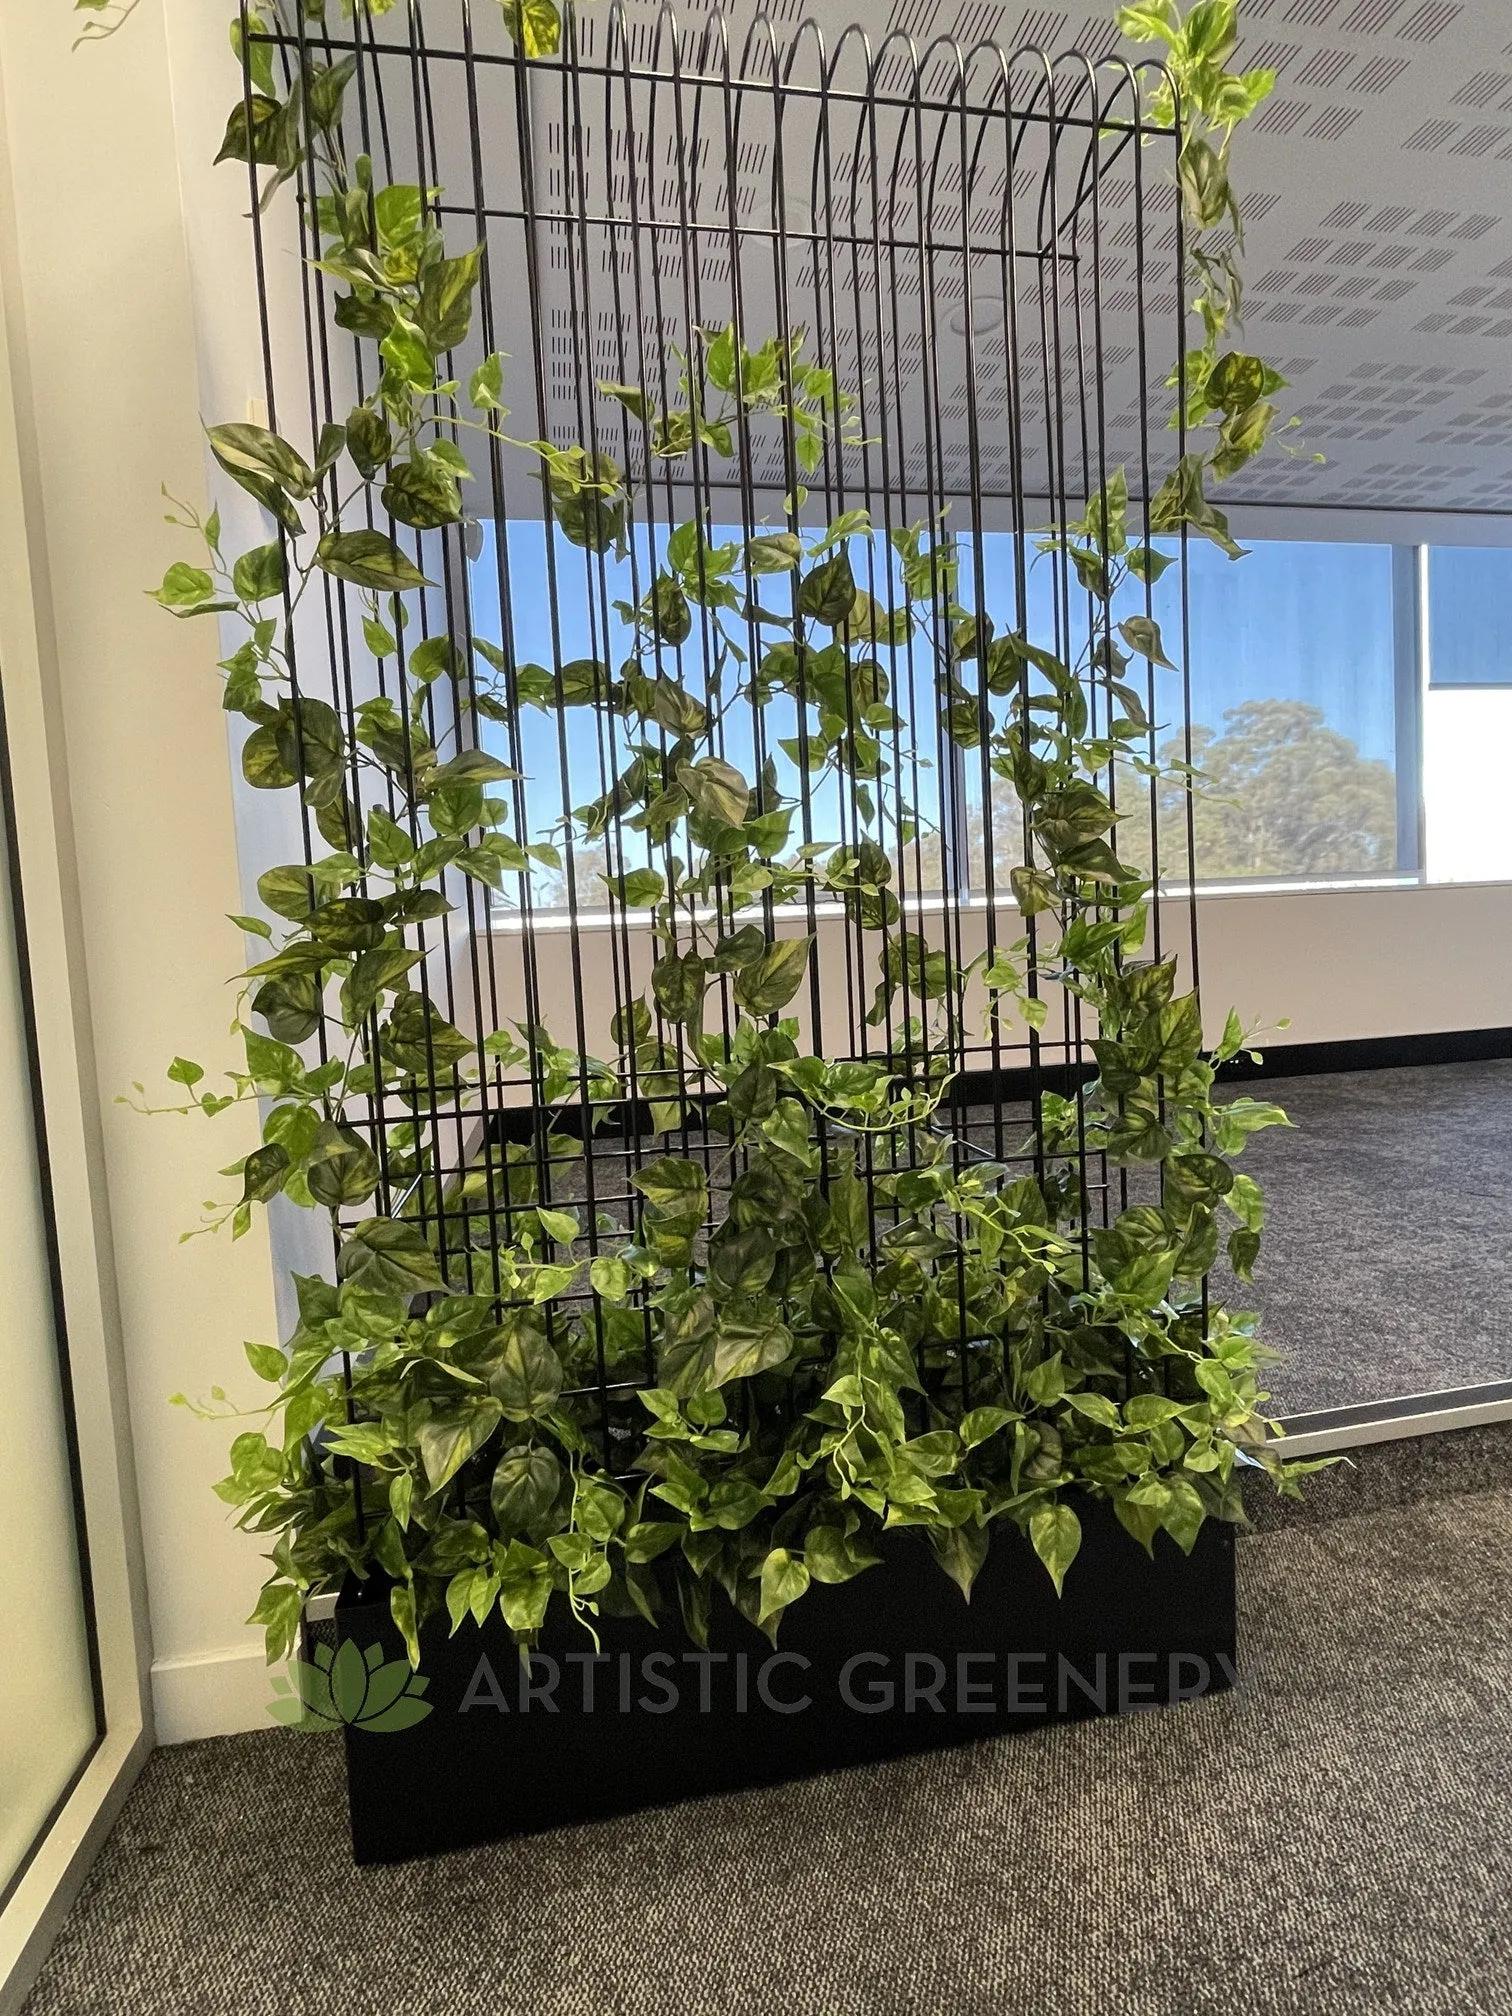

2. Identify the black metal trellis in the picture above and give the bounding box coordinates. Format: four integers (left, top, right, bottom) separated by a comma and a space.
245, 1, 1197, 1478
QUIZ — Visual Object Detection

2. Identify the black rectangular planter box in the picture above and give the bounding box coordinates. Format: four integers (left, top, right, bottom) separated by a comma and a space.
334, 1498, 1236, 1865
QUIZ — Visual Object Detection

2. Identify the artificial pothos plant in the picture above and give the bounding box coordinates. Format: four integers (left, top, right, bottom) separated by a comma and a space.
138, 0, 1328, 1668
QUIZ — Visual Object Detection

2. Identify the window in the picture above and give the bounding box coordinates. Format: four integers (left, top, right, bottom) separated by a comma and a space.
973, 534, 1408, 892
1148, 539, 1405, 885
470, 522, 1512, 910
1426, 547, 1512, 687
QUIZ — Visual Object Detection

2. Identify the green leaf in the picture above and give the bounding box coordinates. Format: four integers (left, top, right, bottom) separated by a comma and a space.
798, 551, 856, 625
255, 864, 322, 921
417, 245, 483, 354
604, 867, 664, 909
732, 935, 812, 1017
239, 1142, 289, 1206
381, 993, 474, 1076
804, 1525, 880, 1586
232, 542, 286, 603
575, 1475, 627, 1541
710, 1315, 792, 1387
1029, 1502, 1082, 1596
1161, 1475, 1207, 1555
208, 421, 315, 501
623, 1519, 682, 1563
1009, 864, 1059, 918
1115, 0, 1179, 44
251, 971, 322, 1045
471, 353, 506, 410
1178, 134, 1232, 230
929, 1519, 990, 1602
681, 756, 750, 828
1127, 543, 1174, 584
307, 54, 358, 130
419, 1399, 503, 1492
314, 529, 430, 591
758, 1546, 810, 1624
1117, 614, 1175, 670
346, 405, 393, 479
959, 1405, 1017, 1450
390, 1582, 422, 1668
244, 1340, 286, 1384
337, 1217, 447, 1294
381, 455, 463, 531
502, 0, 561, 59
151, 561, 225, 616
746, 531, 802, 574
215, 93, 282, 169
489, 1315, 564, 1421
536, 1206, 580, 1245
490, 1443, 562, 1537
629, 1157, 709, 1213
589, 1255, 631, 1302
428, 747, 515, 789
495, 1539, 554, 1632
651, 950, 707, 1025
305, 1121, 380, 1207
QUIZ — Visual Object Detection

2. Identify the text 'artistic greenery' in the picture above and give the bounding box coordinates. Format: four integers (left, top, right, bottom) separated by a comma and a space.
143, 0, 1328, 1668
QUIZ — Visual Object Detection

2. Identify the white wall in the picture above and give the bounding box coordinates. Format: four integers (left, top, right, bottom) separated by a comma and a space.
495, 876, 1512, 1085
0, 0, 281, 1742
1195, 881, 1512, 1048
1423, 688, 1512, 887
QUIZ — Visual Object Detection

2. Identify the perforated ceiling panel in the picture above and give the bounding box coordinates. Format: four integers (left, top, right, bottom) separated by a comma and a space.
560, 0, 1512, 514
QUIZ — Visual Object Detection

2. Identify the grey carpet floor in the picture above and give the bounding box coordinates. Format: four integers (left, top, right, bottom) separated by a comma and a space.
1222, 1061, 1512, 1416
22, 1427, 1512, 2016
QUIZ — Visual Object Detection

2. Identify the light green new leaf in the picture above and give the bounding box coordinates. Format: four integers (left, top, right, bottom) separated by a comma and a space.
758, 1545, 810, 1623
1029, 1501, 1082, 1596
495, 1540, 554, 1632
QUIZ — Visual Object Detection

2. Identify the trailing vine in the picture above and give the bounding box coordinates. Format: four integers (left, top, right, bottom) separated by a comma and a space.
138, 0, 1331, 1668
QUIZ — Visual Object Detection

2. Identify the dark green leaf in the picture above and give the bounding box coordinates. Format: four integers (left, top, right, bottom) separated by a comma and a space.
732, 935, 812, 1017
338, 1217, 447, 1294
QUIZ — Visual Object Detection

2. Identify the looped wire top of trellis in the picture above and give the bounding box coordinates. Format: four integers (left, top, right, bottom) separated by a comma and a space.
267, 1, 1181, 517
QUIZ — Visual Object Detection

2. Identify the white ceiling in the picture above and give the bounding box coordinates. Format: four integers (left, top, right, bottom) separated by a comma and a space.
387, 0, 1512, 516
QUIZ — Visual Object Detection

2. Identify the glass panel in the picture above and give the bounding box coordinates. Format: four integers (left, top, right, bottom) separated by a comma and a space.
1426, 546, 1512, 687
478, 528, 1407, 906
1161, 539, 1400, 885
0, 806, 96, 1895
972, 535, 1402, 892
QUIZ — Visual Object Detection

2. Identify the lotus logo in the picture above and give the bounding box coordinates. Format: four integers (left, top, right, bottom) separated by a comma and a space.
268, 1638, 433, 1733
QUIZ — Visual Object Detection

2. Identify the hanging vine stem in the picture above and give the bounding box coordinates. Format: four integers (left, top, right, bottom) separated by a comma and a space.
117, 0, 1336, 1669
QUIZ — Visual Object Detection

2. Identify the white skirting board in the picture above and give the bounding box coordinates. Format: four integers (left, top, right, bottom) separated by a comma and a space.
150, 1644, 284, 1744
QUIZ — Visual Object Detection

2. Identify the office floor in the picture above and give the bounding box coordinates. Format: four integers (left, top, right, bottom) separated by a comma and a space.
1219, 1060, 1512, 1415
22, 1425, 1512, 2016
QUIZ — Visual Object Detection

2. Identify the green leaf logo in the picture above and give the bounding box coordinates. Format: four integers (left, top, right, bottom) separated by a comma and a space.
267, 1638, 432, 1733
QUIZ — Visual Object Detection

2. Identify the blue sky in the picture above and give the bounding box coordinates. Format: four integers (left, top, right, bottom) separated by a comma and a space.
467, 526, 1401, 881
